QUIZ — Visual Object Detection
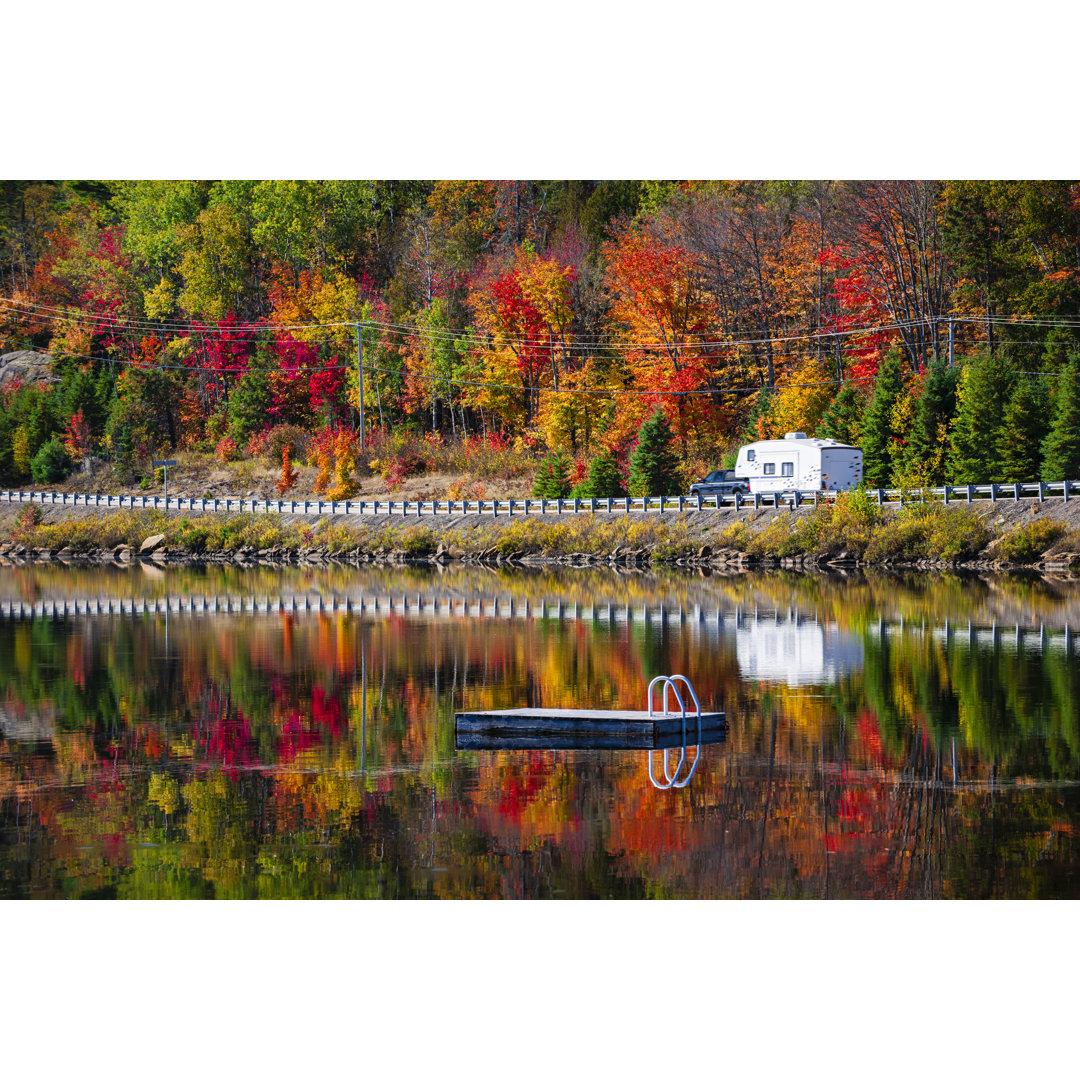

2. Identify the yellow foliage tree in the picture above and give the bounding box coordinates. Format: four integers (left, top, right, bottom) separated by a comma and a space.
769, 358, 836, 437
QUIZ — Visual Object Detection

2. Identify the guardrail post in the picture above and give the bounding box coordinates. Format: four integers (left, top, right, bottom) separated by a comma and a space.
876, 489, 883, 506
557, 498, 562, 515
1039, 482, 1046, 502
1065, 481, 1071, 504
990, 483, 998, 503
625, 497, 630, 513
1014, 483, 1021, 501
943, 486, 950, 504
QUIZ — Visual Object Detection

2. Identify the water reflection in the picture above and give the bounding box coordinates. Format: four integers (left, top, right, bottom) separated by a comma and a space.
1, 564, 1079, 898
734, 614, 864, 686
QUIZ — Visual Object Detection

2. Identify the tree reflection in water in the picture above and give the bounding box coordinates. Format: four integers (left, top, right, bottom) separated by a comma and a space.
1, 564, 1079, 898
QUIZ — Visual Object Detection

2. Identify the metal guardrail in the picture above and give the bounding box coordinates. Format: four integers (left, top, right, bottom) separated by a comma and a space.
2, 480, 1078, 518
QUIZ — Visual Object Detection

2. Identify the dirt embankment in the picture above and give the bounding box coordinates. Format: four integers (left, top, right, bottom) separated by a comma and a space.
2, 495, 1080, 575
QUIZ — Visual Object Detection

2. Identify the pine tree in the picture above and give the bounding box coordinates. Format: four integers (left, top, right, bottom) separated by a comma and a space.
859, 350, 906, 487
999, 378, 1050, 483
1041, 354, 1080, 481
229, 363, 272, 444
63, 368, 107, 436
947, 352, 1014, 483
816, 382, 864, 445
628, 409, 680, 496
571, 451, 627, 498
909, 362, 957, 461
742, 386, 775, 442
906, 360, 958, 485
532, 452, 572, 498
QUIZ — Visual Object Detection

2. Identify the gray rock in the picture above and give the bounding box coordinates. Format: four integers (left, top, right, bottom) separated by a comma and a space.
139, 534, 166, 554
0, 350, 59, 390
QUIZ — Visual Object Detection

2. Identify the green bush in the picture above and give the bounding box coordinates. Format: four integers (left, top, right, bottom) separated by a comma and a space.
265, 424, 311, 465
30, 438, 73, 484
995, 519, 1068, 563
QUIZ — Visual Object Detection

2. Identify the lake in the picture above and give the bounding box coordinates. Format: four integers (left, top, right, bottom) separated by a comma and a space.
1, 563, 1078, 898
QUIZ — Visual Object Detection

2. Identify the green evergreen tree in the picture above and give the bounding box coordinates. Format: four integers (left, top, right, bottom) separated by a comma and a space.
628, 409, 680, 496
0, 405, 14, 482
63, 367, 108, 435
741, 386, 774, 441
30, 437, 72, 483
571, 451, 627, 499
906, 360, 958, 485
532, 452, 572, 498
859, 350, 905, 487
25, 390, 59, 458
947, 352, 1015, 483
1041, 354, 1080, 481
999, 378, 1050, 482
816, 382, 864, 445
229, 362, 273, 445
1041, 324, 1077, 372
909, 361, 957, 460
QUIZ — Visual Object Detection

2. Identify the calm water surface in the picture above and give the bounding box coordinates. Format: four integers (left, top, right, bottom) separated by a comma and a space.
2, 563, 1079, 899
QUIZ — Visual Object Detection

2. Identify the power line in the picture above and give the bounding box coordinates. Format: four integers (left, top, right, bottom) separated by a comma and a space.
8, 343, 883, 396
1, 295, 998, 352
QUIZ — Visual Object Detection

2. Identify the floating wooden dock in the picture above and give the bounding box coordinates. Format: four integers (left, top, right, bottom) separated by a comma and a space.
454, 707, 725, 746
455, 720, 726, 752
456, 677, 721, 789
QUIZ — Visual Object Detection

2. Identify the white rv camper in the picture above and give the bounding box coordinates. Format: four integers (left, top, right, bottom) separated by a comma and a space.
733, 432, 862, 494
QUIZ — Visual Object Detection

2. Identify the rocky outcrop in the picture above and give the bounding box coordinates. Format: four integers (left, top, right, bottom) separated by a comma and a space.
0, 350, 58, 389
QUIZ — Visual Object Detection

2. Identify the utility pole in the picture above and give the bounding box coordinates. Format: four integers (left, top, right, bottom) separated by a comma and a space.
947, 317, 954, 368
356, 322, 365, 450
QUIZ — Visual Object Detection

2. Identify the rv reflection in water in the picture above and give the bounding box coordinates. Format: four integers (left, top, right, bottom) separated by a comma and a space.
735, 616, 864, 687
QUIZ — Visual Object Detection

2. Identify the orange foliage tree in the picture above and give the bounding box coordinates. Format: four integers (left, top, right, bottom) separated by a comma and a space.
276, 446, 299, 495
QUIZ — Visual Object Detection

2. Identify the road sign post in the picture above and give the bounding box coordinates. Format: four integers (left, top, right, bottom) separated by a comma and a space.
153, 459, 177, 505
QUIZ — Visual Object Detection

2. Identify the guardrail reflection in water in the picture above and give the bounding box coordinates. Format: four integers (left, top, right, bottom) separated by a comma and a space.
0, 592, 1074, 671
4, 479, 1079, 518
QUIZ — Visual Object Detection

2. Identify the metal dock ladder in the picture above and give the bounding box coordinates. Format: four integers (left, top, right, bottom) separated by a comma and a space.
647, 675, 703, 790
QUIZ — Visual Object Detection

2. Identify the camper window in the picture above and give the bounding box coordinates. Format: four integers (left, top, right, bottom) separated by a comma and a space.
763, 463, 776, 475
782, 462, 794, 476
747, 449, 755, 462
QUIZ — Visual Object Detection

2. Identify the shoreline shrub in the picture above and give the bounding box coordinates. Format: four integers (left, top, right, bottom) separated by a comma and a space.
995, 519, 1067, 563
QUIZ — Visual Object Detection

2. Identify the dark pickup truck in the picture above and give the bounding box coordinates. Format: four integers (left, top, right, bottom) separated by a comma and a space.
688, 470, 750, 498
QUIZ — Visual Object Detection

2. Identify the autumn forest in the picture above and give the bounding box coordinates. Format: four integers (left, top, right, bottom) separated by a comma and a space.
2, 180, 1080, 496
